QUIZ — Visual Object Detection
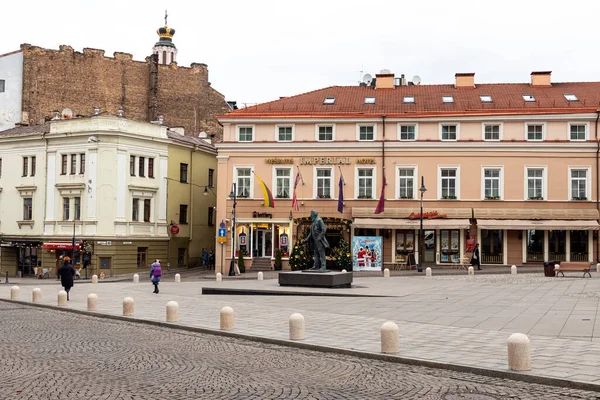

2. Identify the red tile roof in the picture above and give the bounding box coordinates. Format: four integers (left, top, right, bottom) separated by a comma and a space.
218, 82, 600, 119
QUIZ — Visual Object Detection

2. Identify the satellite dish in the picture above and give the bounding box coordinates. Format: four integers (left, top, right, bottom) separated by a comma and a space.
362, 73, 373, 84
412, 75, 421, 85
61, 108, 73, 119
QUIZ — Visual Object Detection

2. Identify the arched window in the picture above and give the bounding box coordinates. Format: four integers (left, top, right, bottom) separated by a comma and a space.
162, 51, 167, 64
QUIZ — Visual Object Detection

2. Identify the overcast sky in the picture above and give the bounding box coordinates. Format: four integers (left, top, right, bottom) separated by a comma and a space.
4, 0, 600, 106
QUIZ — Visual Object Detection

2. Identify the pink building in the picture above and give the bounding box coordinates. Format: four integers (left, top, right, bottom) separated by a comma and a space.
215, 70, 599, 272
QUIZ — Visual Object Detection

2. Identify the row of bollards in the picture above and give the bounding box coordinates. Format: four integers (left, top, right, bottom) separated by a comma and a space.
132, 273, 181, 283
381, 265, 522, 278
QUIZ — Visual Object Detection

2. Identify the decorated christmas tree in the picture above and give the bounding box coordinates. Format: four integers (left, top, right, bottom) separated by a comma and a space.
333, 232, 352, 269
289, 232, 312, 270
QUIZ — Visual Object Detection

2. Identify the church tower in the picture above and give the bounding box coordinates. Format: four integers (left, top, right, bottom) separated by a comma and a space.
153, 10, 177, 65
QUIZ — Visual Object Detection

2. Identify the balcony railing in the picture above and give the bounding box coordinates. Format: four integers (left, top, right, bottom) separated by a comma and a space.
548, 252, 566, 262
482, 253, 503, 264
526, 252, 544, 262
570, 252, 588, 262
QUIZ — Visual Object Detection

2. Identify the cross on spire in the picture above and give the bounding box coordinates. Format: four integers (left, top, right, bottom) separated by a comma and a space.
164, 10, 168, 25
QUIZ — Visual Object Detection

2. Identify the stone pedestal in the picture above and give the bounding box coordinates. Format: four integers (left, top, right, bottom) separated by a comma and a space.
279, 271, 352, 288
32, 288, 42, 303
88, 293, 98, 311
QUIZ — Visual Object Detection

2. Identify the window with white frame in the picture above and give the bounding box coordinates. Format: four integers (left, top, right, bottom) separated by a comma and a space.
483, 168, 501, 199
235, 168, 252, 198
237, 126, 254, 142
570, 169, 588, 200
484, 124, 500, 140
527, 124, 543, 141
569, 124, 587, 141
397, 168, 414, 199
399, 125, 416, 140
318, 126, 333, 141
527, 168, 544, 199
132, 198, 139, 221
358, 125, 375, 141
74, 197, 81, 220
441, 125, 457, 140
357, 168, 373, 199
63, 198, 70, 220
23, 198, 32, 220
440, 168, 457, 199
275, 168, 291, 198
277, 126, 293, 142
316, 168, 332, 198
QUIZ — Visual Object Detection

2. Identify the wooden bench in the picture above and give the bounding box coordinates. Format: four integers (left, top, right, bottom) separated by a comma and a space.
555, 262, 592, 278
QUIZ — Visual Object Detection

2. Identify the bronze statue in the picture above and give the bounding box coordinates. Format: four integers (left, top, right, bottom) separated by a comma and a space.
304, 210, 329, 270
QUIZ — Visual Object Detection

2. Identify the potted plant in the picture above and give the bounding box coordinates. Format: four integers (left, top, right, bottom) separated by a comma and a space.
237, 249, 246, 273
274, 249, 283, 271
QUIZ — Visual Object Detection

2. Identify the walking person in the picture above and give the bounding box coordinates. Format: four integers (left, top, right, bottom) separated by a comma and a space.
58, 256, 76, 301
471, 243, 481, 271
208, 249, 215, 270
150, 259, 162, 294
201, 248, 209, 268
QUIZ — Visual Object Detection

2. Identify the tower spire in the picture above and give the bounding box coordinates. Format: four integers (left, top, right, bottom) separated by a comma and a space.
164, 9, 168, 25
153, 12, 177, 65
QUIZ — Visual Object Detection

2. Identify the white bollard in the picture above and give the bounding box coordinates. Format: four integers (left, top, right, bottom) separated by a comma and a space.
383, 268, 390, 278
57, 290, 68, 306
596, 263, 600, 273
380, 321, 400, 353
32, 288, 42, 303
554, 264, 560, 270
133, 274, 139, 283
220, 306, 234, 330
341, 269, 347, 273
166, 301, 179, 322
123, 297, 134, 316
289, 313, 305, 340
468, 266, 475, 275
257, 272, 263, 281
92, 274, 98, 284
216, 272, 222, 282
175, 273, 181, 283
10, 286, 19, 300
511, 265, 517, 275
87, 293, 98, 311
425, 267, 432, 277
507, 333, 531, 371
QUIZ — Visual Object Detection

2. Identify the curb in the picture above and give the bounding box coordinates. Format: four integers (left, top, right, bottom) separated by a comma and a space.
2, 297, 599, 393
201, 287, 390, 297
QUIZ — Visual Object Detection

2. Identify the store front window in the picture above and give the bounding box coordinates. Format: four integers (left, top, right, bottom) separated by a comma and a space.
355, 228, 376, 237
275, 225, 290, 257
570, 230, 588, 261
395, 230, 415, 256
548, 230, 566, 261
481, 230, 503, 264
526, 230, 544, 262
440, 229, 460, 263
236, 225, 249, 256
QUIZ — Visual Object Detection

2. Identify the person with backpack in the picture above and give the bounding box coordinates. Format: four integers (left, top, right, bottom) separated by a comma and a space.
58, 256, 76, 301
149, 259, 162, 294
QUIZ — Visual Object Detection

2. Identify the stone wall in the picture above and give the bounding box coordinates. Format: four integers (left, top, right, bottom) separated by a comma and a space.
20, 44, 228, 139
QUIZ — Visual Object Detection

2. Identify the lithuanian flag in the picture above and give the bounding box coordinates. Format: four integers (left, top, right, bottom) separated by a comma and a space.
254, 172, 275, 208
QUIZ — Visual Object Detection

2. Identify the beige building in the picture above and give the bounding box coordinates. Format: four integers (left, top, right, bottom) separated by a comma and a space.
215, 70, 600, 271
0, 114, 216, 277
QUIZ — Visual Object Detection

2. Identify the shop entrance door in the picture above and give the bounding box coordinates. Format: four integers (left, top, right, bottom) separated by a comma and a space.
255, 230, 273, 258
423, 230, 436, 263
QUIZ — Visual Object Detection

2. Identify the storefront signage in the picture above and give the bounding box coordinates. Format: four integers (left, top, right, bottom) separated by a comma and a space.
352, 236, 383, 271
123, 241, 132, 245
170, 225, 180, 235
265, 158, 294, 164
97, 241, 112, 246
408, 211, 447, 220
300, 157, 351, 165
356, 158, 376, 164
252, 211, 273, 219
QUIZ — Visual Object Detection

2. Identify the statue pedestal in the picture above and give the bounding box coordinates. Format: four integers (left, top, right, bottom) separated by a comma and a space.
279, 271, 353, 288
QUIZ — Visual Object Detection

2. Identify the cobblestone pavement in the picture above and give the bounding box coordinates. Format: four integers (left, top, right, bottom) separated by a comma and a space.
1, 302, 598, 400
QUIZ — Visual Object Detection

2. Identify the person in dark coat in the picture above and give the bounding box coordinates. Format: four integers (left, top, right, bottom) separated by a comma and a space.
470, 243, 481, 271
58, 256, 76, 301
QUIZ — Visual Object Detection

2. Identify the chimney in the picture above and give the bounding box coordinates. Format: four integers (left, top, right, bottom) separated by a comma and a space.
375, 69, 394, 89
530, 71, 552, 87
455, 73, 475, 88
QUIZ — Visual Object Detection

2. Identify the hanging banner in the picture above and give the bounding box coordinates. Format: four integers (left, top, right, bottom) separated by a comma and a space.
352, 236, 382, 271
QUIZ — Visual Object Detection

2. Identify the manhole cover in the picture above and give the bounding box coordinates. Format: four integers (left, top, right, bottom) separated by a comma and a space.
444, 393, 503, 400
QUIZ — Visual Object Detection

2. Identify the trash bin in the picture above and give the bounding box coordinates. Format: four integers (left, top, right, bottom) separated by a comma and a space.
543, 261, 558, 277
17, 271, 22, 278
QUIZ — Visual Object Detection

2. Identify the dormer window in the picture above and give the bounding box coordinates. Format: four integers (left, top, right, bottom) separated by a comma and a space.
480, 95, 492, 103
323, 97, 336, 105
364, 97, 375, 104
403, 96, 415, 103
442, 96, 454, 103
522, 94, 536, 102
564, 94, 578, 102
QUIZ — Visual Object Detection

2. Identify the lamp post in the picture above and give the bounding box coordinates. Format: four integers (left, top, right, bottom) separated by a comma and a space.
418, 176, 427, 273
228, 183, 237, 276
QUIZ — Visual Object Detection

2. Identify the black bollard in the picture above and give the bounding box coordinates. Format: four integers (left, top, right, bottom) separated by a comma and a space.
5, 271, 8, 284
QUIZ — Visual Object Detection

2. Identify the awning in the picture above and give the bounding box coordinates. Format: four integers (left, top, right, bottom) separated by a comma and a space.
43, 241, 82, 250
474, 208, 599, 220
352, 207, 472, 219
476, 219, 599, 230
353, 218, 471, 230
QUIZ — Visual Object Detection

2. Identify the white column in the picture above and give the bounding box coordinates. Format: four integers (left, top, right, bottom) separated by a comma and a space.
116, 150, 127, 221
588, 230, 593, 262
521, 230, 527, 264
87, 150, 98, 220
566, 230, 571, 262
158, 156, 168, 222
543, 230, 549, 262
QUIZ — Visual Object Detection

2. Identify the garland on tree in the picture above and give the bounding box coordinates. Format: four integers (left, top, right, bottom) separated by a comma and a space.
288, 233, 312, 270
332, 232, 351, 269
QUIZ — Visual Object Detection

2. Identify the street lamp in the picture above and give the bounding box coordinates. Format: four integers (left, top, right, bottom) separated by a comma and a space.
418, 176, 427, 273
228, 183, 237, 276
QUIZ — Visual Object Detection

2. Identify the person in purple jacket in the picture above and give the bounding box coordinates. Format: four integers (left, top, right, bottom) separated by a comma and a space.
149, 259, 162, 294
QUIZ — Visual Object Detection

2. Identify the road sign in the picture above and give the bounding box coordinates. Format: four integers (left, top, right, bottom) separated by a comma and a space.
218, 228, 227, 243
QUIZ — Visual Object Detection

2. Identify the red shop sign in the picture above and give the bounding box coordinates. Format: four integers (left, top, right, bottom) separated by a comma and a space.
170, 225, 180, 235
